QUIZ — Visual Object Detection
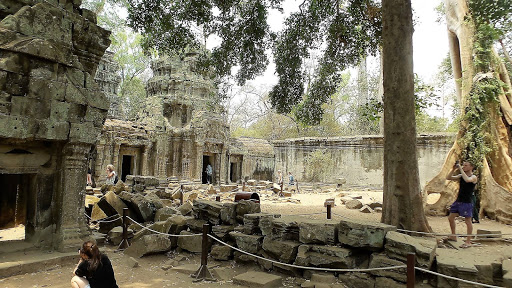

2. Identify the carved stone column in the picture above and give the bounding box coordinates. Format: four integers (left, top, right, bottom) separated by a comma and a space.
56, 143, 91, 251
141, 143, 152, 176
112, 143, 121, 172
195, 142, 203, 183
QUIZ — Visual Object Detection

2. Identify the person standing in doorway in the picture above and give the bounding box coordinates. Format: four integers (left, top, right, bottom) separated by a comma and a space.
105, 164, 117, 185
206, 164, 213, 184
446, 160, 478, 248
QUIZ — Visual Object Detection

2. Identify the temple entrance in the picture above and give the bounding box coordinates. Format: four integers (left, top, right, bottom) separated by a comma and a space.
202, 155, 212, 184
230, 155, 243, 183
0, 174, 30, 241
121, 155, 133, 182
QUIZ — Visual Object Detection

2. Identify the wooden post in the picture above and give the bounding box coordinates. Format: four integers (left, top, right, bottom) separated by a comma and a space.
180, 184, 184, 205
191, 224, 215, 282
327, 204, 332, 219
407, 253, 415, 288
118, 208, 130, 250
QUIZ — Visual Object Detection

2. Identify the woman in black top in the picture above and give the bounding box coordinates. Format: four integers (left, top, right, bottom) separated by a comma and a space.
71, 241, 118, 288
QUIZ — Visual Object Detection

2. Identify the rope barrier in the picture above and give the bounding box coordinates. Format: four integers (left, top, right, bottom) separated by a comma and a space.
126, 216, 202, 237
396, 228, 510, 238
415, 267, 504, 288
84, 213, 122, 223
208, 234, 406, 272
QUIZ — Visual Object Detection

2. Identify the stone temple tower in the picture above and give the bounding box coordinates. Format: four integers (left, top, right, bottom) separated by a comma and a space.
144, 52, 230, 184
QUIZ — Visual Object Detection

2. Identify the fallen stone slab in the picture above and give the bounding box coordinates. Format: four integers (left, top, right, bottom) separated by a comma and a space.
236, 200, 261, 223
244, 213, 281, 235
359, 205, 374, 213
345, 199, 363, 209
476, 229, 502, 239
170, 263, 200, 275
107, 226, 134, 246
384, 231, 436, 268
310, 272, 337, 283
233, 271, 282, 288
375, 276, 406, 288
435, 248, 503, 288
154, 206, 180, 221
338, 218, 396, 250
212, 266, 237, 281
220, 184, 238, 192
124, 234, 172, 258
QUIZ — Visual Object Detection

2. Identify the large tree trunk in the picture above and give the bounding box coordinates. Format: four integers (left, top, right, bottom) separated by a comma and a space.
423, 0, 512, 224
381, 0, 431, 232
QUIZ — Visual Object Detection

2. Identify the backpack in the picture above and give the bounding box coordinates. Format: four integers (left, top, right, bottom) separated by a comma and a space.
114, 174, 119, 184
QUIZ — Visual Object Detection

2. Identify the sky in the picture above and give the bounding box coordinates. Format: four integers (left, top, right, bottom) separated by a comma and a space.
236, 0, 449, 88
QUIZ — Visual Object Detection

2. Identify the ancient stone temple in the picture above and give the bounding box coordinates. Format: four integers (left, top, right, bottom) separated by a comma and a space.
0, 0, 110, 250
94, 52, 234, 185
95, 51, 122, 119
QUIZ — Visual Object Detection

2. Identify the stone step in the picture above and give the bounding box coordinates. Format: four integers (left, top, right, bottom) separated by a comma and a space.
233, 271, 282, 288
0, 250, 76, 278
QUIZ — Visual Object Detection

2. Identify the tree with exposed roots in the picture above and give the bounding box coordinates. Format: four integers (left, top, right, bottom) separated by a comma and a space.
424, 0, 512, 224
123, 0, 430, 231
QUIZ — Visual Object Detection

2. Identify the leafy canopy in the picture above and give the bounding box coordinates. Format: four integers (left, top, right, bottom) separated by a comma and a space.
125, 0, 382, 125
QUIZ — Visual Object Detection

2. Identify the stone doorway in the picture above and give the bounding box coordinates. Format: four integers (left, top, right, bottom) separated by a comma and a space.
230, 155, 243, 183
121, 155, 133, 182
0, 174, 32, 241
202, 155, 213, 184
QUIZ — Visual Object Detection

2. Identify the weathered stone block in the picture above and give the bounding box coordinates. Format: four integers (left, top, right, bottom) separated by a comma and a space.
262, 237, 300, 264
338, 219, 396, 250
230, 232, 263, 254
220, 202, 237, 225
338, 272, 375, 288
294, 244, 368, 269
124, 234, 172, 258
236, 200, 261, 223
211, 245, 233, 261
154, 207, 179, 221
368, 253, 406, 283
375, 277, 406, 288
107, 226, 133, 246
345, 199, 363, 209
177, 230, 205, 253
220, 184, 237, 192
503, 259, 512, 287
211, 225, 235, 241
384, 231, 436, 268
299, 219, 338, 245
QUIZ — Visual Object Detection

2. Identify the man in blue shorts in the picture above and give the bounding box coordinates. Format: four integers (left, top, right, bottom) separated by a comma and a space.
446, 160, 477, 248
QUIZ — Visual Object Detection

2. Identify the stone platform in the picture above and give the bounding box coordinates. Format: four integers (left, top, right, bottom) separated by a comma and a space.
0, 250, 76, 278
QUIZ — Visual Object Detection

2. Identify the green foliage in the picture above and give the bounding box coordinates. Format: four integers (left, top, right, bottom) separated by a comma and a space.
120, 76, 146, 120
304, 149, 334, 182
124, 0, 382, 125
416, 112, 449, 133
458, 77, 502, 168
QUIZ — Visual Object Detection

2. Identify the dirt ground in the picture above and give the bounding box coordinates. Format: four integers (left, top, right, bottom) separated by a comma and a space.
1, 189, 512, 288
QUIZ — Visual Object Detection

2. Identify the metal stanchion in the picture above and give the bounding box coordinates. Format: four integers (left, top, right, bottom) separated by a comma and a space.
191, 224, 215, 282
407, 253, 415, 288
327, 204, 332, 219
118, 208, 130, 250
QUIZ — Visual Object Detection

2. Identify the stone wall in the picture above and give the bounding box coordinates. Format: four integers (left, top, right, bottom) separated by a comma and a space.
95, 51, 121, 119
273, 134, 454, 188
0, 0, 110, 250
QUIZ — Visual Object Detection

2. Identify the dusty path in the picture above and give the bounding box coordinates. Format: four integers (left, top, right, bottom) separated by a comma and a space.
1, 189, 512, 288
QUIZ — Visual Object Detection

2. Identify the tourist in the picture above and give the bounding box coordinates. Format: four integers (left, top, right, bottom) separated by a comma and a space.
87, 167, 93, 187
276, 170, 283, 185
206, 163, 213, 184
105, 164, 117, 185
446, 160, 478, 248
71, 241, 118, 288
288, 172, 294, 186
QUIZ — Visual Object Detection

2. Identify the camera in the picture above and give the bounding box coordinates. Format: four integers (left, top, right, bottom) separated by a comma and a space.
455, 160, 460, 165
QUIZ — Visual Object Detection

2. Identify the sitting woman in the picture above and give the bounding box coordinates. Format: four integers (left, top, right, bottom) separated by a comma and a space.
71, 241, 118, 288
105, 164, 117, 185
